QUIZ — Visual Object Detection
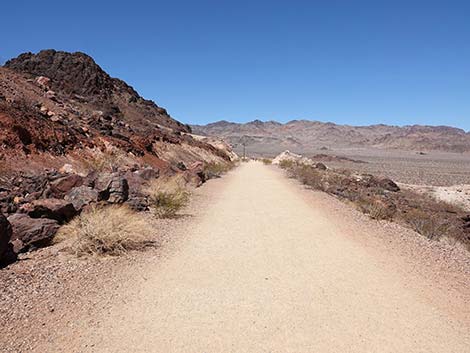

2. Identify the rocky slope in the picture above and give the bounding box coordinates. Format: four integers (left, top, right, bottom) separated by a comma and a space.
0, 50, 235, 265
192, 120, 470, 155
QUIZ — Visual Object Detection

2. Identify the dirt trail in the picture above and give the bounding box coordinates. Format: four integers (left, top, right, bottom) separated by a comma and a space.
44, 162, 469, 352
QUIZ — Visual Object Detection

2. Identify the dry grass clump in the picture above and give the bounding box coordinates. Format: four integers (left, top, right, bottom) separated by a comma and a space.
80, 147, 132, 173
261, 158, 272, 165
55, 205, 154, 256
146, 175, 191, 218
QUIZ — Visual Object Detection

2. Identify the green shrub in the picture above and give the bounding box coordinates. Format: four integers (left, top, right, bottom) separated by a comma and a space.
146, 177, 191, 218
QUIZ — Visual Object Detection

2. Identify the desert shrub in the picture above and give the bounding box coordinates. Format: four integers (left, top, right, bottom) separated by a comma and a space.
279, 159, 295, 169
203, 161, 234, 179
280, 158, 469, 249
55, 206, 154, 256
261, 158, 272, 165
290, 164, 325, 190
401, 209, 453, 240
357, 199, 396, 221
146, 176, 190, 218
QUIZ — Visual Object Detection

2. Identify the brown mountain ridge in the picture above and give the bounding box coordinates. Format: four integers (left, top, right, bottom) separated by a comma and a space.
191, 119, 470, 155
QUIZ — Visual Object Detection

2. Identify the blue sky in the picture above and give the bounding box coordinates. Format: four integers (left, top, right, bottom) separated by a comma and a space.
2, 0, 470, 130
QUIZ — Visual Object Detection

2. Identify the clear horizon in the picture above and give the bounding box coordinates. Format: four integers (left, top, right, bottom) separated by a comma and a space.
192, 118, 470, 132
2, 1, 470, 131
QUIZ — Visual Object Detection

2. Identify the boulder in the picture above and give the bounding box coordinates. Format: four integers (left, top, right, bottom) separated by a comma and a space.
124, 171, 146, 194
135, 167, 159, 180
64, 186, 98, 210
45, 90, 57, 100
126, 196, 150, 212
314, 162, 327, 171
49, 174, 83, 197
23, 198, 77, 223
8, 214, 59, 252
272, 150, 302, 165
356, 174, 400, 192
0, 211, 16, 264
35, 76, 51, 89
83, 170, 98, 187
377, 178, 400, 192
122, 169, 160, 211
95, 173, 129, 203
186, 161, 206, 186
59, 163, 75, 174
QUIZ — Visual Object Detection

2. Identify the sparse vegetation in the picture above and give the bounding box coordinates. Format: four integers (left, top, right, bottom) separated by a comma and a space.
357, 199, 396, 221
146, 176, 191, 218
402, 209, 453, 240
203, 161, 235, 179
80, 147, 132, 173
261, 158, 272, 165
279, 159, 295, 170
280, 161, 469, 250
55, 205, 154, 256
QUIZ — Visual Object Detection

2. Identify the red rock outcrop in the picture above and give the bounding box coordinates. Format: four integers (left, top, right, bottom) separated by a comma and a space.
0, 50, 236, 262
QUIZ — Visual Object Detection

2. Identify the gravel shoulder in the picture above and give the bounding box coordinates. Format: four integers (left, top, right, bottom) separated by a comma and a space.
2, 162, 469, 352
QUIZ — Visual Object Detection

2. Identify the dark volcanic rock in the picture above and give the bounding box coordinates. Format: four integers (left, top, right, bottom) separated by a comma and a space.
358, 175, 400, 192
377, 177, 400, 192
4, 49, 190, 133
95, 173, 129, 203
0, 211, 16, 264
23, 198, 77, 223
64, 186, 99, 210
8, 214, 59, 252
126, 196, 150, 212
49, 174, 84, 197
5, 50, 118, 98
135, 167, 159, 180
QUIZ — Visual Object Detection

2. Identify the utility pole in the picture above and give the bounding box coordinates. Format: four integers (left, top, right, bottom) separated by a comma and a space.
240, 135, 247, 160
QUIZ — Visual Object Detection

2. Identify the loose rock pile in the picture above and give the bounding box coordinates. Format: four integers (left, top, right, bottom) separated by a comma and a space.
0, 162, 208, 265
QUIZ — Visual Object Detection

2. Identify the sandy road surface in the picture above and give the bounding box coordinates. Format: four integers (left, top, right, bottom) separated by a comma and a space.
43, 162, 469, 352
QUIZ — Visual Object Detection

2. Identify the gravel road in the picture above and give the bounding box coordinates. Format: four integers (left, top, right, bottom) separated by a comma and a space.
29, 162, 470, 352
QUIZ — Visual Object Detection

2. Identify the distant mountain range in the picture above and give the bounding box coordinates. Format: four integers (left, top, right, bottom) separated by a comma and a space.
191, 120, 470, 156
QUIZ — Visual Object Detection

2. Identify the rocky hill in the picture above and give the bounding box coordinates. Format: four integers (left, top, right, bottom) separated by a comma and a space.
0, 50, 234, 174
4, 50, 189, 133
0, 50, 235, 265
192, 119, 470, 155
